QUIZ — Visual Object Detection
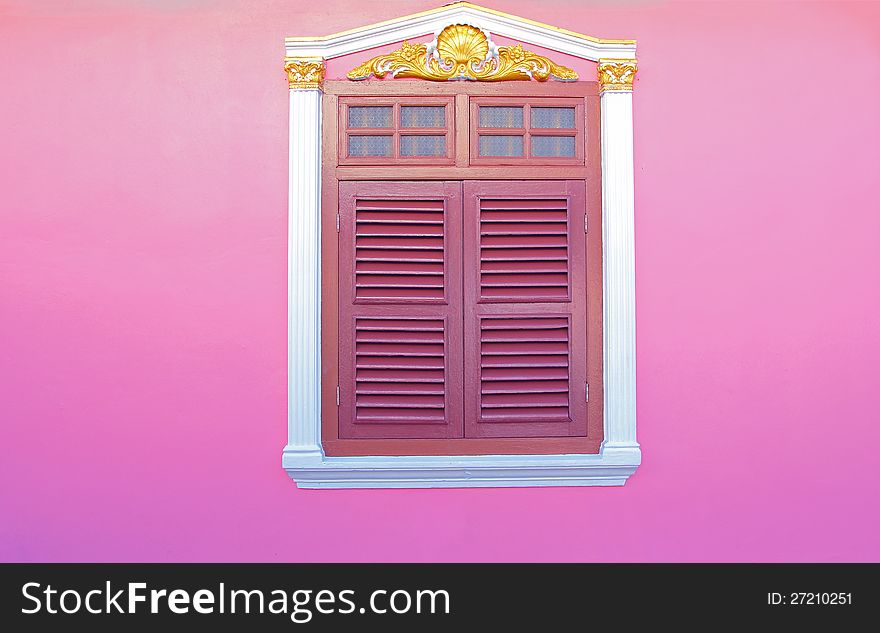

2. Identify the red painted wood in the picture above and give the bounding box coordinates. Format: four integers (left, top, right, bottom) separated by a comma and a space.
338, 181, 463, 439
323, 80, 603, 455
463, 180, 588, 438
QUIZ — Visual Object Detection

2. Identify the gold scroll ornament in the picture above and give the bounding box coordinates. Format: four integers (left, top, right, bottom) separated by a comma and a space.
347, 24, 577, 82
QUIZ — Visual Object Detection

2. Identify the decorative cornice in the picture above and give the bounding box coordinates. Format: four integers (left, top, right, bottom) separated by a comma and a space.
287, 3, 635, 46
284, 3, 636, 63
284, 57, 326, 89
597, 59, 637, 93
347, 23, 577, 82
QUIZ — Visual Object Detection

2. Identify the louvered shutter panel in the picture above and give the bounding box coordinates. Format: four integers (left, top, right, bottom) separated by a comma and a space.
338, 181, 463, 439
464, 181, 588, 438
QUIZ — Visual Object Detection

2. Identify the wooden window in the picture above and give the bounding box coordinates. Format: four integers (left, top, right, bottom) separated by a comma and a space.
470, 97, 584, 165
463, 181, 588, 439
339, 97, 455, 165
323, 81, 602, 457
336, 180, 595, 445
337, 181, 463, 439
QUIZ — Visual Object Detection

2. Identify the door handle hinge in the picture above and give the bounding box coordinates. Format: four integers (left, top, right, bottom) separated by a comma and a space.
584, 214, 589, 233
336, 213, 340, 232
585, 382, 590, 402
336, 385, 340, 406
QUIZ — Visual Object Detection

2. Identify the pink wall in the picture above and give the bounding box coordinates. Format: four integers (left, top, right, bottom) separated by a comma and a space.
1, 0, 879, 562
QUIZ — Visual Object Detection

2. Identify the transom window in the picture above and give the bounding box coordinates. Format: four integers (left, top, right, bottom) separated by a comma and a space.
339, 97, 455, 164
337, 96, 585, 166
470, 97, 584, 164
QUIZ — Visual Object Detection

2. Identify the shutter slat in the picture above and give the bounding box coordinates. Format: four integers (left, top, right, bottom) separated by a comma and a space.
356, 369, 444, 383
481, 262, 567, 273
357, 384, 445, 395
480, 235, 567, 248
481, 329, 568, 342
480, 248, 568, 262
481, 341, 569, 355
480, 408, 569, 421
357, 320, 444, 331
482, 380, 569, 394
356, 251, 444, 262
480, 318, 568, 330
356, 331, 445, 340
480, 367, 569, 381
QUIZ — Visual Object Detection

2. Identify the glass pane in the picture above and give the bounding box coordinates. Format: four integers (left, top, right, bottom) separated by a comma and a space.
531, 107, 576, 129
348, 106, 393, 128
400, 135, 446, 157
479, 106, 524, 128
531, 136, 576, 158
401, 106, 446, 128
348, 135, 393, 157
479, 135, 524, 157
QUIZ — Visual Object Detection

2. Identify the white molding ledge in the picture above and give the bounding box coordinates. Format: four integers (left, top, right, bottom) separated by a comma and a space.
284, 2, 640, 489
283, 447, 640, 489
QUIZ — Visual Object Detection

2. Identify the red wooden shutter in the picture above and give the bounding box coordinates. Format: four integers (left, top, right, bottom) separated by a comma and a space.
463, 180, 588, 438
337, 181, 463, 439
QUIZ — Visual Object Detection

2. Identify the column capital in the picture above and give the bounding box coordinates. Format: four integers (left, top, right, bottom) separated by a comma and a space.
285, 57, 326, 90
597, 59, 637, 94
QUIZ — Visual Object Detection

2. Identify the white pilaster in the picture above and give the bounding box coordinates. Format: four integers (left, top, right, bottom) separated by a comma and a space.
285, 85, 324, 464
600, 88, 640, 457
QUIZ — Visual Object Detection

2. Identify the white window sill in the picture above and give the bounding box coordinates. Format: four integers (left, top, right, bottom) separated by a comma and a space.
283, 444, 640, 489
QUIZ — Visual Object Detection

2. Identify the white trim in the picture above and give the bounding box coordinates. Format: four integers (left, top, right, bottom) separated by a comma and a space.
284, 4, 639, 488
286, 88, 324, 462
283, 447, 640, 489
284, 3, 636, 62
600, 90, 639, 454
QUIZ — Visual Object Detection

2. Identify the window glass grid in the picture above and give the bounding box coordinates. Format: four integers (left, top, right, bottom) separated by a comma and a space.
401, 106, 446, 129
400, 135, 447, 157
349, 106, 393, 129
474, 101, 582, 162
342, 101, 452, 162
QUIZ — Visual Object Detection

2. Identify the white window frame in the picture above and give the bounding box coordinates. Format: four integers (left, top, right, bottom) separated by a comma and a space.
283, 2, 640, 488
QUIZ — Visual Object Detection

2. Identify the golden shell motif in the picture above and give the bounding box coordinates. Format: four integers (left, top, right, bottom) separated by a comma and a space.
347, 23, 577, 82
433, 24, 491, 77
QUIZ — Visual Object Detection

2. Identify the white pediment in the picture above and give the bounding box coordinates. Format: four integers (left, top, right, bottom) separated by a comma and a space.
285, 1, 636, 62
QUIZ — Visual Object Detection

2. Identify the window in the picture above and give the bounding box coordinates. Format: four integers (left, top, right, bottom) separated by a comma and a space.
339, 97, 454, 164
470, 97, 584, 164
324, 83, 603, 459
284, 4, 639, 488
335, 179, 599, 451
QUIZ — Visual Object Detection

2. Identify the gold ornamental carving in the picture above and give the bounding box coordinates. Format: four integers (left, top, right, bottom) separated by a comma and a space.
347, 24, 578, 82
597, 59, 637, 93
285, 58, 326, 89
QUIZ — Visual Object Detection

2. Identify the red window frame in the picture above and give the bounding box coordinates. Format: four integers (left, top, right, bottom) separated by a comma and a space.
469, 96, 585, 166
338, 96, 455, 165
320, 80, 603, 457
